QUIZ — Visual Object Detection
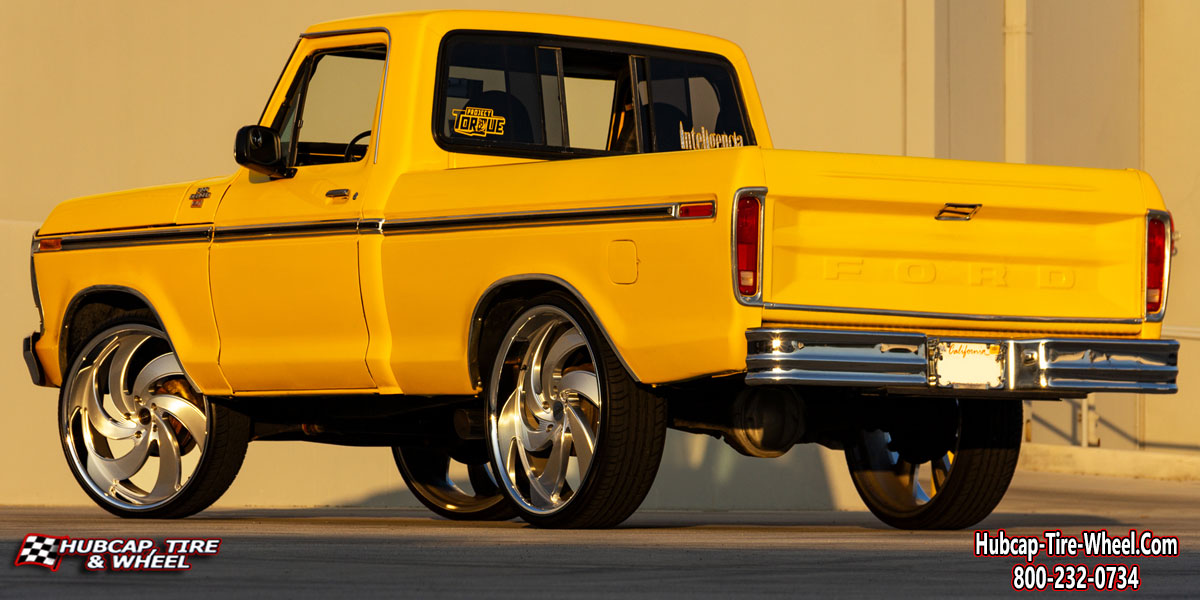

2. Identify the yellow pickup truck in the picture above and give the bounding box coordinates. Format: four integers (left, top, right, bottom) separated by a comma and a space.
24, 10, 1178, 529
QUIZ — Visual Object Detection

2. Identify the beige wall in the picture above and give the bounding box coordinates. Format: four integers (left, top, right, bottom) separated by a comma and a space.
1030, 0, 1141, 170
1141, 0, 1200, 454
1, 0, 1197, 508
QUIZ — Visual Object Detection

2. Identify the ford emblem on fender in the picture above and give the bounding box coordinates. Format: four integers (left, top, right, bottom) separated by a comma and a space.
936, 203, 981, 220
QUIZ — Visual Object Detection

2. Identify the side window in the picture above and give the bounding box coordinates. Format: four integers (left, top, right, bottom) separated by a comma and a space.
440, 37, 544, 147
434, 32, 752, 158
273, 44, 386, 167
559, 48, 639, 153
645, 57, 748, 152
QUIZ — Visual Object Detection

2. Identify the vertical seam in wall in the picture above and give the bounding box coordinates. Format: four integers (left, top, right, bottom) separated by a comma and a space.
1138, 0, 1145, 171
1136, 0, 1145, 450
1000, 0, 1007, 161
942, 0, 948, 158
940, 0, 950, 159
901, 0, 908, 156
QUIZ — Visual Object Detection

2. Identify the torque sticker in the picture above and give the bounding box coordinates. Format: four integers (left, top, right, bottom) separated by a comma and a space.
452, 107, 506, 137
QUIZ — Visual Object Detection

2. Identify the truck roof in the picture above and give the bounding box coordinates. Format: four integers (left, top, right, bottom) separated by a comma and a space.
304, 9, 744, 58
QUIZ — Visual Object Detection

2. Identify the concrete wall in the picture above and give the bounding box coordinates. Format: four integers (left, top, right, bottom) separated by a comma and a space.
1137, 0, 1200, 455
1016, 0, 1200, 456
1, 0, 1196, 509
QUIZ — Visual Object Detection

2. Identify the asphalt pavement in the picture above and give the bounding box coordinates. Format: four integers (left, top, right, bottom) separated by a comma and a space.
3, 470, 1198, 598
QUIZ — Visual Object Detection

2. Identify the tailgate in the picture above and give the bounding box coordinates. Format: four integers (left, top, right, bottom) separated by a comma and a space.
760, 150, 1147, 326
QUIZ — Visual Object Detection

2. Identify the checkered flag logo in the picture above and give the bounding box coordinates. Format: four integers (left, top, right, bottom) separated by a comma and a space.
14, 534, 65, 571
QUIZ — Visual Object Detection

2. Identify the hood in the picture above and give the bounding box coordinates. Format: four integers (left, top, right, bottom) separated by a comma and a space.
38, 175, 232, 236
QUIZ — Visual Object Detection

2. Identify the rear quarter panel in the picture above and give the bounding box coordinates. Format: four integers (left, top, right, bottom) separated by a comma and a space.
372, 148, 766, 394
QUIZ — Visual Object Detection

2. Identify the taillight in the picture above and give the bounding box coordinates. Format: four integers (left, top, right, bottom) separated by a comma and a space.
735, 193, 761, 297
1146, 214, 1169, 315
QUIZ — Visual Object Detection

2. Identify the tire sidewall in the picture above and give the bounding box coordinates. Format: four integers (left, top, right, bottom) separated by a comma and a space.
483, 292, 614, 525
844, 399, 1022, 529
58, 315, 217, 518
391, 445, 514, 521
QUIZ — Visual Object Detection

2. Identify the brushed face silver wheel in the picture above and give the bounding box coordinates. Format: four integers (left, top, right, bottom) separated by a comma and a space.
59, 316, 249, 518
488, 305, 602, 515
849, 431, 956, 511
845, 399, 1022, 530
392, 444, 516, 521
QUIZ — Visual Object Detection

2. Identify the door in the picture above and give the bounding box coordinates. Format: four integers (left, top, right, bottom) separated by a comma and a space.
211, 34, 387, 392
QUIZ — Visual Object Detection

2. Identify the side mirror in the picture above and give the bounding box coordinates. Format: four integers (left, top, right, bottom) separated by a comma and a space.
234, 125, 292, 178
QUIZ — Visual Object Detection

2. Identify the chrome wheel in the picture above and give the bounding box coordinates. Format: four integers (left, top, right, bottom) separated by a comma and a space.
393, 445, 516, 520
850, 431, 956, 511
845, 399, 1022, 530
60, 318, 248, 518
488, 305, 602, 515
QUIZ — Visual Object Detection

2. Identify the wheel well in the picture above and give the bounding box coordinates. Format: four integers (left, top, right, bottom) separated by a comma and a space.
468, 279, 565, 387
61, 288, 156, 375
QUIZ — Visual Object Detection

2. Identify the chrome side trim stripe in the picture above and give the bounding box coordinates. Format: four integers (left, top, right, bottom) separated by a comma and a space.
33, 226, 214, 253
379, 203, 679, 235
759, 301, 1143, 325
212, 219, 361, 241
33, 202, 713, 252
34, 219, 363, 252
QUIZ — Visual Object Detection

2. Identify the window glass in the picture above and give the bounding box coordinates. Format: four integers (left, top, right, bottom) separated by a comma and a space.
538, 47, 566, 147
274, 44, 385, 167
440, 37, 544, 146
646, 57, 747, 152
560, 48, 638, 153
435, 33, 751, 158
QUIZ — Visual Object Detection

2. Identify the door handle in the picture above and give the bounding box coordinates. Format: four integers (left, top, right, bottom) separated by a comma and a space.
325, 188, 351, 199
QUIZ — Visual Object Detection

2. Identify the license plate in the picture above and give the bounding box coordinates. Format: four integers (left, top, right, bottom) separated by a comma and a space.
932, 342, 1005, 389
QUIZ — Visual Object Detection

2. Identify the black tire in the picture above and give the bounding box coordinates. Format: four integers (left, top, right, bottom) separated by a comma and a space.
392, 444, 517, 521
483, 292, 667, 528
59, 311, 250, 518
844, 399, 1022, 530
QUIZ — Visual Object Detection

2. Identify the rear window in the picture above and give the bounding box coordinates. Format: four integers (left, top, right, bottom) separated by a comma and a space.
435, 32, 753, 159
644, 56, 748, 152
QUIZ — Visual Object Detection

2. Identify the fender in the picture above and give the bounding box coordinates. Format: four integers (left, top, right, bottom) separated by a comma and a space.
467, 274, 641, 388
57, 285, 210, 395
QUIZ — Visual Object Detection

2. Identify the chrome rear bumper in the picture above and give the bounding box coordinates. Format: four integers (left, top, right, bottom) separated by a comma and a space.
746, 328, 1178, 394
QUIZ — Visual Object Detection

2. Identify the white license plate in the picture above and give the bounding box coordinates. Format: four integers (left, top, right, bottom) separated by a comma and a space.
932, 342, 1005, 389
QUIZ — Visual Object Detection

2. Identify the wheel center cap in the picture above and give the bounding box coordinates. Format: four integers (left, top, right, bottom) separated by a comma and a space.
137, 408, 152, 426
551, 401, 565, 422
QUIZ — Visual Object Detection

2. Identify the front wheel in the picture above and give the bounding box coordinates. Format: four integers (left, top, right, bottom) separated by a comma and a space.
59, 314, 250, 518
844, 399, 1022, 530
484, 293, 667, 528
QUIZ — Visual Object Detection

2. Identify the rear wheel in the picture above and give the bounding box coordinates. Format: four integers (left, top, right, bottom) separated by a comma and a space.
844, 399, 1022, 530
392, 444, 516, 521
59, 313, 249, 518
484, 293, 667, 528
